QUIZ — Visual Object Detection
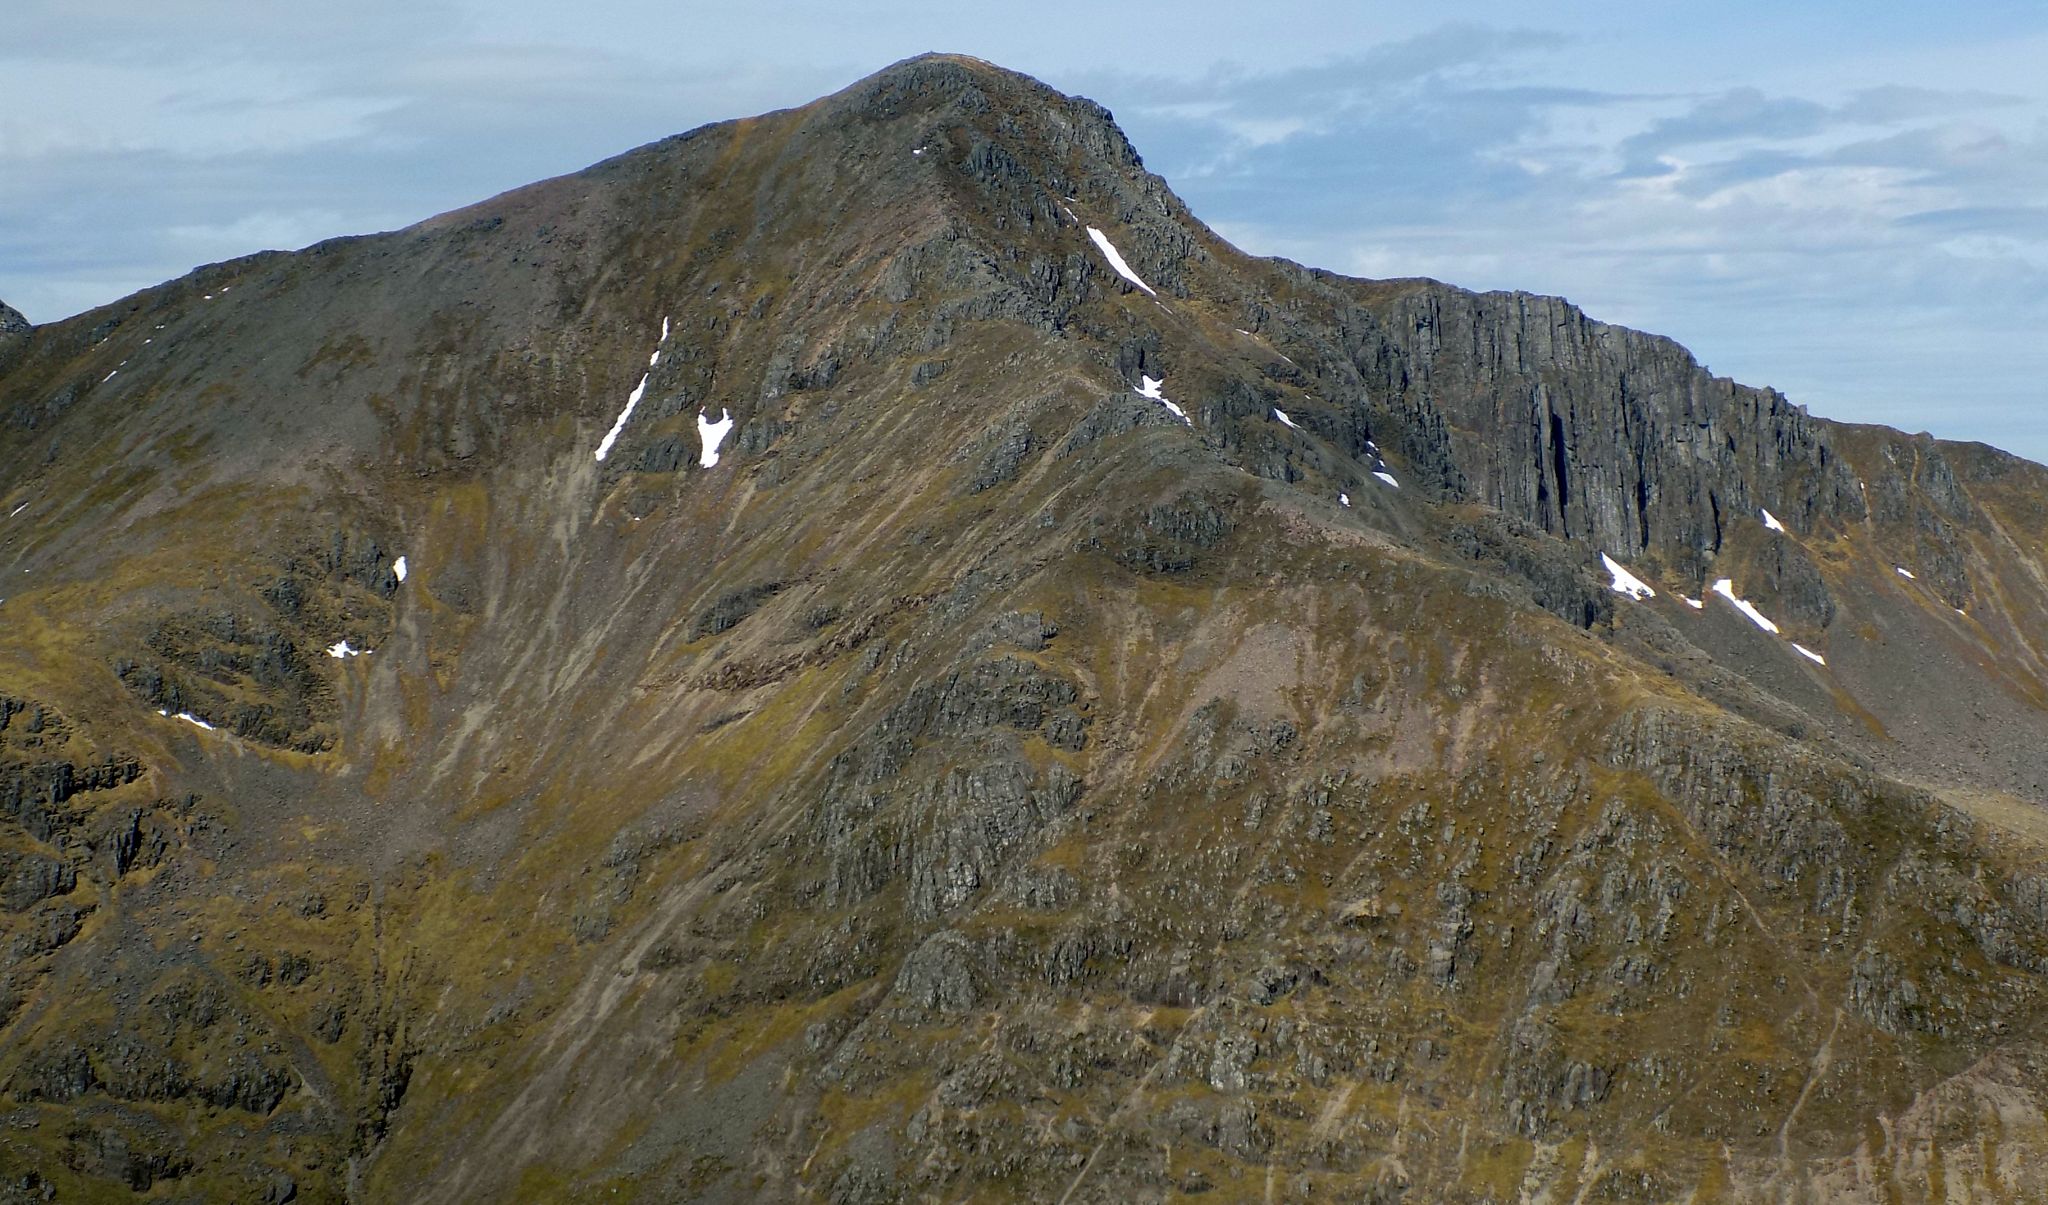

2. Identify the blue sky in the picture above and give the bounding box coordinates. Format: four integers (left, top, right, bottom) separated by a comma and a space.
5, 1, 2045, 461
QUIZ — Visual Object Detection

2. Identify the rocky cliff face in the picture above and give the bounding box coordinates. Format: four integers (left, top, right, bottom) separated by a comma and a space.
1354, 286, 1866, 553
1, 54, 2045, 1203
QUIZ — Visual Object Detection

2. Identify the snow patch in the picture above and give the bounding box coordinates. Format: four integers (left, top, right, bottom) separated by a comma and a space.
7, 503, 24, 518
1085, 227, 1157, 296
1373, 471, 1399, 488
912, 147, 925, 156
393, 556, 408, 583
162, 710, 215, 731
1895, 566, 1916, 579
1135, 375, 1189, 425
594, 374, 649, 462
595, 317, 671, 462
1761, 508, 1786, 533
1339, 493, 1351, 508
698, 408, 735, 467
1272, 407, 1300, 430
1710, 579, 1780, 634
102, 370, 117, 382
1792, 644, 1826, 665
1600, 553, 1655, 601
1679, 595, 1705, 610
326, 640, 369, 659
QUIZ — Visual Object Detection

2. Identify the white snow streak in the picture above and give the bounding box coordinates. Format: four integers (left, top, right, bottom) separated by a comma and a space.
160, 710, 215, 731
1793, 644, 1827, 665
326, 640, 369, 659
1373, 471, 1399, 488
103, 370, 117, 382
698, 408, 735, 467
1761, 508, 1786, 532
1600, 553, 1655, 601
595, 374, 649, 462
1135, 375, 1189, 424
595, 316, 671, 462
1273, 407, 1300, 430
1896, 566, 1916, 579
393, 556, 408, 583
1085, 227, 1157, 296
1679, 595, 1705, 610
1710, 579, 1781, 634
7, 503, 24, 518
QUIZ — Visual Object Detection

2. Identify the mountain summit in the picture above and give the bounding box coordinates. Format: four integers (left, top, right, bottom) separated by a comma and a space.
2, 54, 2046, 1201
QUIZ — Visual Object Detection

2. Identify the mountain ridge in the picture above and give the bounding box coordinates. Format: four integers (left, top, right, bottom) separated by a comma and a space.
1, 52, 2045, 1202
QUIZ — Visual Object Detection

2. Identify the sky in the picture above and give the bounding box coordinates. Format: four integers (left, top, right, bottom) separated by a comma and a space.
5, 2, 2046, 462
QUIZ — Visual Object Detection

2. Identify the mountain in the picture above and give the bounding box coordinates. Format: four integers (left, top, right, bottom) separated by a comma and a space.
3, 53, 2047, 1202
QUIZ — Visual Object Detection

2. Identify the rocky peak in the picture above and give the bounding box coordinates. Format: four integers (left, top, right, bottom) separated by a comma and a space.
0, 300, 28, 337
837, 53, 1142, 169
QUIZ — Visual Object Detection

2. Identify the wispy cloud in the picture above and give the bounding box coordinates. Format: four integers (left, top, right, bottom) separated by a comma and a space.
1617, 88, 1833, 176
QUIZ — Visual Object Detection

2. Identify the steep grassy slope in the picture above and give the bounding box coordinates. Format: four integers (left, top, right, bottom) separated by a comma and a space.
1, 54, 2045, 1202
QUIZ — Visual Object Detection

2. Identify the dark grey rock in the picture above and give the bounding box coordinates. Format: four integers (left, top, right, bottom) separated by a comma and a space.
691, 581, 785, 639
893, 930, 978, 1012
0, 849, 75, 912
966, 422, 1034, 493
